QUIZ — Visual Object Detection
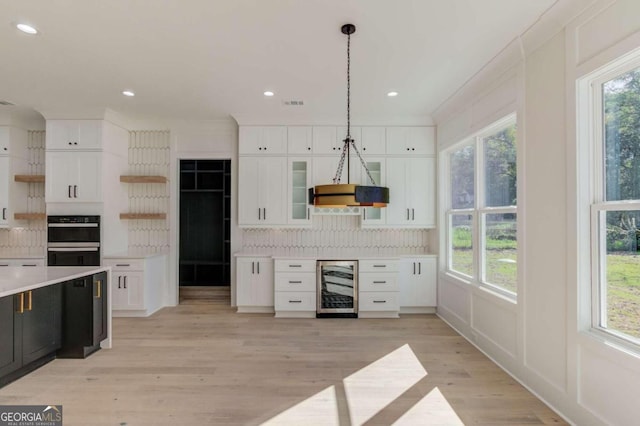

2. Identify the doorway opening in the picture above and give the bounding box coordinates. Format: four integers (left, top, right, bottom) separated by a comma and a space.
179, 159, 231, 304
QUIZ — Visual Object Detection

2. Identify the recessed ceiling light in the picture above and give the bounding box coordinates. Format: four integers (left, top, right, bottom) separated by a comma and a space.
387, 91, 399, 97
264, 91, 274, 97
16, 23, 38, 35
122, 90, 135, 97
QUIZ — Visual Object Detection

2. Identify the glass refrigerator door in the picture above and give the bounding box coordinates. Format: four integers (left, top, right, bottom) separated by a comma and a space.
317, 261, 358, 313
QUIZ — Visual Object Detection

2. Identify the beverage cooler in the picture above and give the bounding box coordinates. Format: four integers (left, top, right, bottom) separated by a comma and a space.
316, 260, 358, 318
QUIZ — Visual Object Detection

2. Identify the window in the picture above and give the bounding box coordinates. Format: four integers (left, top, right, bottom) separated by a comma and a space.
446, 116, 517, 297
590, 62, 640, 345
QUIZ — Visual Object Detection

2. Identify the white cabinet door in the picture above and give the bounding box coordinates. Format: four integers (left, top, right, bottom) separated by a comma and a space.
400, 257, 437, 308
287, 126, 313, 154
312, 127, 339, 155
360, 157, 386, 226
112, 271, 144, 310
46, 120, 102, 150
288, 158, 312, 225
0, 127, 9, 154
46, 152, 102, 203
360, 127, 386, 155
239, 126, 287, 155
385, 157, 435, 228
236, 257, 273, 307
238, 157, 287, 226
0, 157, 9, 227
386, 127, 435, 156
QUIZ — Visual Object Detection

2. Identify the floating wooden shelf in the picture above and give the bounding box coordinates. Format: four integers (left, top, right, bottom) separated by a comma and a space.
14, 213, 46, 220
120, 175, 167, 183
120, 213, 167, 220
14, 175, 45, 183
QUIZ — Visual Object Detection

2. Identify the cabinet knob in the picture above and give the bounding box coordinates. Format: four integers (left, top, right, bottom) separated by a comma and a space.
307, 147, 311, 151
2, 147, 7, 151
333, 147, 336, 150
264, 147, 267, 150
258, 147, 262, 150
406, 148, 410, 151
363, 147, 366, 151
68, 142, 72, 145
412, 148, 415, 151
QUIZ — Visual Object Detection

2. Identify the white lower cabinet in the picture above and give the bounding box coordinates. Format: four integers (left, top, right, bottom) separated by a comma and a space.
0, 258, 45, 267
399, 256, 437, 313
358, 259, 399, 318
103, 254, 166, 317
273, 258, 316, 318
236, 256, 274, 313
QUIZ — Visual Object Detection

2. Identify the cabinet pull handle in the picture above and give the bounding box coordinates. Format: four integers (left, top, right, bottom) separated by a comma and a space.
2, 208, 5, 220
26, 290, 33, 311
412, 208, 415, 220
17, 292, 24, 314
258, 208, 261, 220
289, 300, 302, 303
124, 276, 127, 289
289, 280, 302, 284
252, 262, 255, 274
0, 264, 9, 267
406, 209, 410, 220
22, 263, 37, 267
68, 185, 72, 198
95, 280, 101, 298
116, 264, 130, 267
74, 185, 78, 198
263, 208, 266, 220
373, 300, 386, 303
257, 262, 260, 274
373, 264, 386, 268
363, 209, 366, 220
418, 262, 421, 275
307, 208, 309, 219
373, 281, 387, 284
289, 264, 302, 268
118, 276, 121, 289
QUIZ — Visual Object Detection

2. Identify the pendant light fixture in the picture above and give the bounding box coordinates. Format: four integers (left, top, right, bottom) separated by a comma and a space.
309, 24, 390, 208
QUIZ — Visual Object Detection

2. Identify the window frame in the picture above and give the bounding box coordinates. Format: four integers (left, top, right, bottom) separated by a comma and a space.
444, 114, 518, 299
587, 56, 640, 348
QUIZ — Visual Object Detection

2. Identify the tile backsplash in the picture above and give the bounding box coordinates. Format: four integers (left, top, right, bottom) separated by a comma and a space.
241, 215, 431, 256
0, 130, 46, 256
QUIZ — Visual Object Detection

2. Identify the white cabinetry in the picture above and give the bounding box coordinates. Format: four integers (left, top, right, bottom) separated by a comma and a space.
386, 157, 435, 228
0, 126, 28, 228
45, 151, 102, 203
236, 256, 274, 312
0, 258, 45, 267
239, 126, 287, 155
312, 126, 340, 155
274, 259, 316, 317
360, 127, 386, 155
287, 126, 313, 154
45, 120, 102, 151
386, 127, 435, 155
238, 156, 287, 226
399, 256, 437, 313
288, 158, 312, 226
103, 254, 166, 317
358, 259, 399, 318
360, 157, 386, 227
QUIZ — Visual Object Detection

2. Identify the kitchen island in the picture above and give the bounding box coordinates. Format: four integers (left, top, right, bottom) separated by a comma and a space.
0, 266, 111, 387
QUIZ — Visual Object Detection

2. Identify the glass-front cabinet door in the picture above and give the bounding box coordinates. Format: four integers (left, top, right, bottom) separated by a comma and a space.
361, 158, 386, 227
288, 158, 312, 226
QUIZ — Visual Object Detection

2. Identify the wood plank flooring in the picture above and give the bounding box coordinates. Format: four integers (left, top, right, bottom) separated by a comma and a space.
0, 305, 567, 425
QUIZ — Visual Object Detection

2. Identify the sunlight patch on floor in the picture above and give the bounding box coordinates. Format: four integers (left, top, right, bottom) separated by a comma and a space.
343, 343, 427, 425
261, 386, 339, 426
393, 387, 464, 425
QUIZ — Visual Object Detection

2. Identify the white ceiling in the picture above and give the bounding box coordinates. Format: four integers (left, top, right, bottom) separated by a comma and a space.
0, 0, 561, 125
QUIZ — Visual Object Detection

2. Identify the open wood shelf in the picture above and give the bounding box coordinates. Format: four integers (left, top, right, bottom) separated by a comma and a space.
14, 213, 46, 220
120, 175, 167, 183
120, 213, 167, 220
14, 175, 45, 183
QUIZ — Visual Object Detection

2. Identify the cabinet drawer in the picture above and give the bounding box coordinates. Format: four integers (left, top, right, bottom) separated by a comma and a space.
359, 273, 398, 292
359, 259, 398, 273
274, 259, 316, 272
275, 272, 316, 292
275, 292, 316, 311
103, 259, 144, 271
359, 292, 399, 311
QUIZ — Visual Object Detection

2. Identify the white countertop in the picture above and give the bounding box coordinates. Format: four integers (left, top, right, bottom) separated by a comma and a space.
0, 254, 45, 259
235, 251, 437, 259
0, 266, 110, 298
103, 250, 168, 259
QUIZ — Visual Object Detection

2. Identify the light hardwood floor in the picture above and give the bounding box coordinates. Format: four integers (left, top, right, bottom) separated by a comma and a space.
0, 305, 567, 425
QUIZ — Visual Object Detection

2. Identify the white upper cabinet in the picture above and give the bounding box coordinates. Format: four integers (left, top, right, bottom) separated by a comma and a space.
0, 127, 29, 228
312, 127, 341, 155
239, 126, 287, 155
45, 151, 102, 203
288, 158, 312, 226
46, 120, 102, 151
287, 126, 313, 154
386, 157, 435, 228
359, 127, 386, 155
0, 127, 11, 154
238, 156, 287, 226
0, 157, 9, 227
386, 127, 435, 155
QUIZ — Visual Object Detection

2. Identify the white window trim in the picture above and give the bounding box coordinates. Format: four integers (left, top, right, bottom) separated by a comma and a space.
583, 51, 640, 351
444, 114, 518, 299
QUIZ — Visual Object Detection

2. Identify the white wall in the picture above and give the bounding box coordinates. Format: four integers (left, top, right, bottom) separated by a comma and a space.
435, 1, 640, 424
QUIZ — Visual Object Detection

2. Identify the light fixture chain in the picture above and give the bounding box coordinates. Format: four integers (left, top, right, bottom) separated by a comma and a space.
346, 30, 351, 139
333, 142, 347, 184
350, 140, 377, 186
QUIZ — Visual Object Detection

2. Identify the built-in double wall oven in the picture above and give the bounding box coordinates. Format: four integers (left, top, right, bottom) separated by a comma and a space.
47, 216, 101, 266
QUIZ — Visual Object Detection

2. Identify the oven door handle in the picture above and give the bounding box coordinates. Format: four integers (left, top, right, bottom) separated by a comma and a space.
47, 223, 99, 228
47, 247, 100, 252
